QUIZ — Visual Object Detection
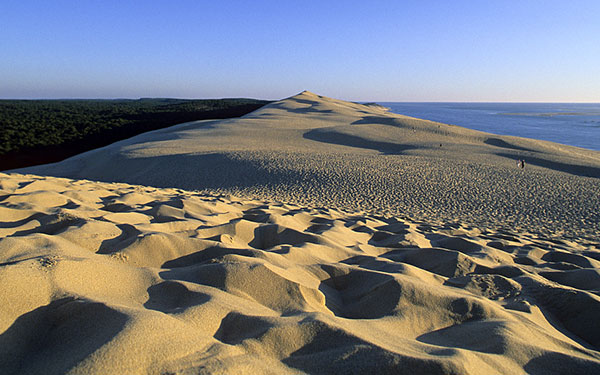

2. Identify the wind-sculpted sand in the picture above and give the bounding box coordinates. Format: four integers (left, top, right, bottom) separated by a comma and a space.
1, 173, 600, 374
3, 92, 600, 374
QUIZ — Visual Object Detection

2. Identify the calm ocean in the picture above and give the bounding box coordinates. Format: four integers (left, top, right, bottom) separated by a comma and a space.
378, 102, 600, 151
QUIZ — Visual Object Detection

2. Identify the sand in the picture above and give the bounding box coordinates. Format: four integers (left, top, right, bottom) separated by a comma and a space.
2, 91, 600, 374
17, 91, 600, 238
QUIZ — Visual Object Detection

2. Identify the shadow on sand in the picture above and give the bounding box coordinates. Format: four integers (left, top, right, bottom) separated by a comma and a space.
303, 129, 418, 155
351, 115, 404, 127
484, 138, 536, 152
0, 297, 128, 374
38, 152, 324, 193
268, 98, 334, 115
497, 153, 600, 178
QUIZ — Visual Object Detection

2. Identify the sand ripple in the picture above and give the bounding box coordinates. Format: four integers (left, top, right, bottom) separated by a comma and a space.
1, 173, 599, 374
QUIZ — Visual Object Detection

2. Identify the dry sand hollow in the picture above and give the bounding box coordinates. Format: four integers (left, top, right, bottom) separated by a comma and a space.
2, 91, 600, 374
1, 173, 600, 374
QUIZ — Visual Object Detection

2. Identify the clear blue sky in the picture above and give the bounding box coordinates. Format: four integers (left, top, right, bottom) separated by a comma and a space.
1, 0, 599, 101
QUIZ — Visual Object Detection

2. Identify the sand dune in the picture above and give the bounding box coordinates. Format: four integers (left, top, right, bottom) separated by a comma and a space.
1, 173, 599, 374
17, 91, 600, 238
2, 92, 600, 374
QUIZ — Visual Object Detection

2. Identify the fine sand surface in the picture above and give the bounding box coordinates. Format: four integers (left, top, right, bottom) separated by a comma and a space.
1, 173, 600, 374
2, 92, 600, 374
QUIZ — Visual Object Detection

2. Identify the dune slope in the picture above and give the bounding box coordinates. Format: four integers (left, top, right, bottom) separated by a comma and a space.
17, 91, 600, 237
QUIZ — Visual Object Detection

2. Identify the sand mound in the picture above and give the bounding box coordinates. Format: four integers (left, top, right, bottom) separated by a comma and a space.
16, 91, 600, 237
1, 172, 600, 374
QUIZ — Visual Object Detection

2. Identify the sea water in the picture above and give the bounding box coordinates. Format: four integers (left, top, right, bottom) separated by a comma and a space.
378, 102, 600, 151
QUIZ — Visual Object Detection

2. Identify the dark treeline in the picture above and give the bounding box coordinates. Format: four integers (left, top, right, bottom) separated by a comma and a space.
0, 98, 270, 171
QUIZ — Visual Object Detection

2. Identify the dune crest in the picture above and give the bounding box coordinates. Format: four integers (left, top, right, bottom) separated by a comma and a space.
1, 172, 599, 374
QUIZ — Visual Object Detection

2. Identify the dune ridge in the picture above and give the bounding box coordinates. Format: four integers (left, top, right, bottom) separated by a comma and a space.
2, 91, 600, 374
17, 91, 600, 238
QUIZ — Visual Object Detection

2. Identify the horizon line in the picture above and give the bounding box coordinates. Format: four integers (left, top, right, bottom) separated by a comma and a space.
1, 96, 599, 104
